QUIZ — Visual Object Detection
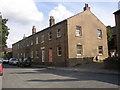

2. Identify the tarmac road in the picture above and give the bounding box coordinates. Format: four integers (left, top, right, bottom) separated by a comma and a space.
2, 64, 119, 88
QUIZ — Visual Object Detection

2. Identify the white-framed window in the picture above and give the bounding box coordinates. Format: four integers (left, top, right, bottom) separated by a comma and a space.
23, 41, 25, 47
18, 44, 19, 49
36, 37, 39, 44
41, 49, 45, 62
77, 45, 82, 55
19, 44, 21, 48
21, 43, 23, 48
41, 47, 45, 62
98, 46, 103, 55
31, 51, 33, 58
76, 26, 82, 36
21, 53, 22, 56
57, 29, 61, 38
48, 32, 52, 40
24, 53, 25, 58
31, 40, 33, 45
57, 46, 62, 56
36, 50, 39, 58
18, 53, 19, 58
41, 34, 44, 43
27, 41, 29, 46
98, 29, 102, 39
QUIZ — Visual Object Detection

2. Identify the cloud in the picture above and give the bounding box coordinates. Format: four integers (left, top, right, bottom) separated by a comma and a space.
49, 4, 74, 23
0, 0, 43, 25
0, 2, 116, 48
0, 0, 45, 48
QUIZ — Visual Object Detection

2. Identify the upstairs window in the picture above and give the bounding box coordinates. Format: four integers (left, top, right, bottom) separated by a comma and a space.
57, 46, 62, 56
21, 53, 22, 56
31, 51, 33, 58
76, 26, 82, 36
57, 29, 61, 38
36, 50, 39, 58
31, 40, 33, 45
98, 29, 102, 39
77, 45, 82, 55
41, 34, 44, 43
18, 44, 19, 49
24, 53, 25, 58
36, 37, 39, 44
98, 46, 103, 55
48, 32, 52, 40
27, 41, 29, 46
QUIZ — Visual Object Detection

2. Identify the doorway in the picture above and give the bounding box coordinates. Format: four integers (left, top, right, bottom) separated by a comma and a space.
42, 49, 45, 62
49, 48, 52, 62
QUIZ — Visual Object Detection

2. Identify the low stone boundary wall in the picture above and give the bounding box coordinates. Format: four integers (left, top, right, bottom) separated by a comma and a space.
67, 57, 94, 67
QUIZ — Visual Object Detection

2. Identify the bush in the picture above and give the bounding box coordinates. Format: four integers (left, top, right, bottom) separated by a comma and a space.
103, 57, 120, 69
104, 57, 120, 63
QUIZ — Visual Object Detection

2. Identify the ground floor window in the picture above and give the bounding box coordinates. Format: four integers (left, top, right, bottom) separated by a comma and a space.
36, 50, 39, 58
31, 51, 33, 58
77, 45, 82, 55
49, 48, 53, 62
57, 46, 62, 56
98, 46, 103, 55
24, 53, 25, 58
18, 53, 19, 58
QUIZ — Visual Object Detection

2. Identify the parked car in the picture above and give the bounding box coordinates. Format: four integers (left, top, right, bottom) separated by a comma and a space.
0, 60, 3, 76
18, 57, 32, 67
9, 58, 18, 65
0, 58, 3, 63
3, 58, 9, 64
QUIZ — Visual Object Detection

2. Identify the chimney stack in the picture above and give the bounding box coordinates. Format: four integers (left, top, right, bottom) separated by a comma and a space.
0, 12, 2, 18
32, 25, 36, 35
83, 4, 90, 11
23, 34, 26, 39
49, 16, 55, 26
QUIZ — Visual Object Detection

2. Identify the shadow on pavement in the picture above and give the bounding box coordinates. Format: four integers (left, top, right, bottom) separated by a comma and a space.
14, 68, 119, 86
3, 64, 120, 86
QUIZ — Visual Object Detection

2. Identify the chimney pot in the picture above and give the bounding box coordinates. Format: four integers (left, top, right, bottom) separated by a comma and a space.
83, 3, 90, 11
49, 16, 55, 26
32, 25, 36, 35
23, 34, 26, 39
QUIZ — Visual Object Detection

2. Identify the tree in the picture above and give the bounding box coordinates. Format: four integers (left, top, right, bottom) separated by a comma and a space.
107, 26, 113, 42
0, 18, 9, 51
106, 26, 114, 50
2, 52, 12, 59
0, 15, 2, 57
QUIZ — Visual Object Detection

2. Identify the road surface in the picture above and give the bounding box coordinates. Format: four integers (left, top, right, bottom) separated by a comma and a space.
2, 64, 119, 88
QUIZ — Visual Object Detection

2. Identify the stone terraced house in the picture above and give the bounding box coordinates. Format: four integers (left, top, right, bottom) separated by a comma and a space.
114, 9, 120, 57
12, 4, 108, 66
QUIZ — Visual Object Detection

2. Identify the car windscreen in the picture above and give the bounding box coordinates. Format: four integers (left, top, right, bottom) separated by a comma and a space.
12, 59, 17, 61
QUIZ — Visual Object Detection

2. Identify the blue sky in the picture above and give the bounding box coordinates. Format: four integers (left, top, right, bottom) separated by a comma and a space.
0, 0, 119, 48
35, 2, 118, 26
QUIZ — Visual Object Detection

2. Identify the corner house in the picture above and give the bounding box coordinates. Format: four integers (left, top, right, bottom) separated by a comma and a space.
12, 4, 108, 66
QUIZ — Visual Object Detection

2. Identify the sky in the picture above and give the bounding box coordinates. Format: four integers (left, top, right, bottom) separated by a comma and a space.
0, 0, 119, 48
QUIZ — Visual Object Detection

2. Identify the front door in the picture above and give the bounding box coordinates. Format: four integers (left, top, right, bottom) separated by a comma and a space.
49, 48, 52, 62
42, 49, 45, 62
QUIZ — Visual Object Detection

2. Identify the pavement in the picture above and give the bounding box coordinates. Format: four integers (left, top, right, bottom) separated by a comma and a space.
32, 62, 119, 75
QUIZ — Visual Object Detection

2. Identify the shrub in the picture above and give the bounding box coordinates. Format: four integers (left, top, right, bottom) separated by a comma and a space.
103, 57, 120, 69
104, 57, 120, 63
